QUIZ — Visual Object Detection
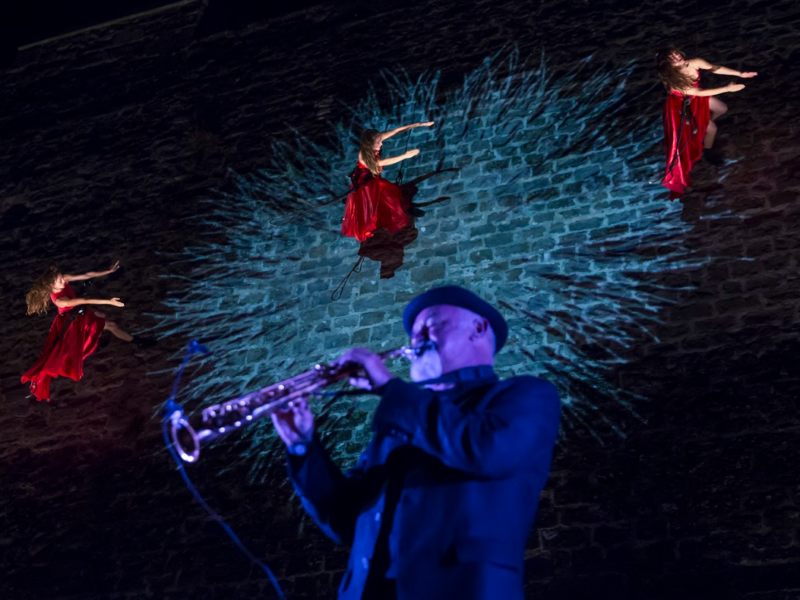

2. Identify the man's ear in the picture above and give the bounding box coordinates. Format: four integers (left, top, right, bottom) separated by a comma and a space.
470, 317, 491, 340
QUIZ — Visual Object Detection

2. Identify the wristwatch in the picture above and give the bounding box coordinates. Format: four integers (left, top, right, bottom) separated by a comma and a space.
288, 442, 308, 456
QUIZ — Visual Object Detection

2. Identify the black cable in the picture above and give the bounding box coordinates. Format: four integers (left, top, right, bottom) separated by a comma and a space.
331, 256, 365, 301
663, 95, 699, 182
664, 97, 690, 177
163, 342, 287, 600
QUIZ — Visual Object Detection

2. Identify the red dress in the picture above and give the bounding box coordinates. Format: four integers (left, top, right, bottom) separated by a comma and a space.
21, 282, 106, 401
661, 71, 711, 200
341, 155, 410, 243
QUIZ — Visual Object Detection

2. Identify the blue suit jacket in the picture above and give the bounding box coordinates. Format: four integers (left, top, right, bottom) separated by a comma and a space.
288, 366, 560, 600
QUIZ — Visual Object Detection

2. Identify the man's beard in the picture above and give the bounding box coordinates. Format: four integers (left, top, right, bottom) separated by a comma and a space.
410, 343, 442, 382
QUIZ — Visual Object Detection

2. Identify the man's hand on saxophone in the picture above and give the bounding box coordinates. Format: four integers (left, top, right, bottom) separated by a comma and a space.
271, 396, 315, 447
271, 347, 392, 450
331, 347, 393, 391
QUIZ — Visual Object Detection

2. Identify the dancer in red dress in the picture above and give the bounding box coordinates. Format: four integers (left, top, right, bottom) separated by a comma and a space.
22, 261, 134, 401
342, 121, 434, 242
656, 47, 756, 200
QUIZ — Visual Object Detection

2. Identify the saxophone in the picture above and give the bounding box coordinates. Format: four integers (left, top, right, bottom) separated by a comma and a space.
168, 345, 427, 463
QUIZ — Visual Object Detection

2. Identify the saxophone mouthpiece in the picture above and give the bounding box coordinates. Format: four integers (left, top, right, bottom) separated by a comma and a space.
406, 341, 436, 358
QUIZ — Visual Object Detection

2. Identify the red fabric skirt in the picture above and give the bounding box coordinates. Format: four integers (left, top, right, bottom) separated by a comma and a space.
342, 174, 410, 243
662, 93, 710, 200
21, 309, 106, 401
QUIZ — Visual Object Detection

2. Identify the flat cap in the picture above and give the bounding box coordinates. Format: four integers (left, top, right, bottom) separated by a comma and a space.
403, 285, 508, 352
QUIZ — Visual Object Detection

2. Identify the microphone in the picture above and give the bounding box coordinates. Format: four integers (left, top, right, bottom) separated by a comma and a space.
163, 341, 211, 420
189, 340, 211, 355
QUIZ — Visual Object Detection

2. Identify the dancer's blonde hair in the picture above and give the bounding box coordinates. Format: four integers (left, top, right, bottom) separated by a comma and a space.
656, 47, 697, 92
358, 129, 382, 176
26, 266, 60, 315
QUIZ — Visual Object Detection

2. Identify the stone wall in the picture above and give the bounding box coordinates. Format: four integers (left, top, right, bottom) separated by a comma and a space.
1, 0, 799, 599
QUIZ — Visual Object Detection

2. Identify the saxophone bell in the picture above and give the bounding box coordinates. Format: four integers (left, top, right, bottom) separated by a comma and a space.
170, 415, 201, 463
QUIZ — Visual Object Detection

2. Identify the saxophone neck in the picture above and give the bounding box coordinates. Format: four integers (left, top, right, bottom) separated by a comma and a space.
379, 342, 434, 361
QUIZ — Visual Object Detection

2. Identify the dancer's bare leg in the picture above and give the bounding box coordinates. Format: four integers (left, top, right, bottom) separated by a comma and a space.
708, 97, 728, 122
104, 320, 133, 342
703, 121, 718, 149
704, 97, 728, 149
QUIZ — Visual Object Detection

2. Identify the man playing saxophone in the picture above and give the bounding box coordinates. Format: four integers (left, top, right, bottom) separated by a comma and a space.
271, 286, 561, 600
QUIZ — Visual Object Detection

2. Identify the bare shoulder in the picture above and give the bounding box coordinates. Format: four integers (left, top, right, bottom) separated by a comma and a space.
688, 57, 712, 69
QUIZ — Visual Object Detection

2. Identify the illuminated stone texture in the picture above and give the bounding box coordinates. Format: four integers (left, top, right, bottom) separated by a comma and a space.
154, 52, 696, 468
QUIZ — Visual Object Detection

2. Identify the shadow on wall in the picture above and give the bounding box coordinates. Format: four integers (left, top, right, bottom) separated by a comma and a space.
354, 168, 457, 281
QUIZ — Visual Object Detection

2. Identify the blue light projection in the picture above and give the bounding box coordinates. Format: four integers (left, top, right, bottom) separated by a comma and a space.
151, 50, 710, 477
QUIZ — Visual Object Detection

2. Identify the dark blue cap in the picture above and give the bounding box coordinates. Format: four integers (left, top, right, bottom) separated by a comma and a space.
403, 286, 509, 352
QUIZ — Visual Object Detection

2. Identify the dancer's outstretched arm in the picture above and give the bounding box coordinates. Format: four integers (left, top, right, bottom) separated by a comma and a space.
65, 260, 120, 282
689, 58, 758, 78
378, 148, 420, 167
53, 297, 125, 309
379, 121, 434, 141
680, 82, 746, 97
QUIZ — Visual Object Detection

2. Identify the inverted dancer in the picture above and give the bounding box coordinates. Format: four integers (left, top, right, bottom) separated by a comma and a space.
22, 261, 136, 401
656, 47, 756, 200
342, 121, 434, 243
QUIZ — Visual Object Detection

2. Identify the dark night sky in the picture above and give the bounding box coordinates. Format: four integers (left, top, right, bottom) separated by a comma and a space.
0, 0, 333, 53
2, 1, 175, 44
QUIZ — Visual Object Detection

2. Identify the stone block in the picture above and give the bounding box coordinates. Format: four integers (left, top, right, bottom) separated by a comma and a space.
369, 324, 393, 342
359, 311, 385, 326
714, 295, 762, 314
351, 328, 370, 344
469, 223, 496, 237
356, 292, 396, 310
670, 303, 714, 321
410, 263, 446, 283
769, 190, 798, 207
481, 232, 519, 251
568, 217, 603, 232
469, 248, 493, 263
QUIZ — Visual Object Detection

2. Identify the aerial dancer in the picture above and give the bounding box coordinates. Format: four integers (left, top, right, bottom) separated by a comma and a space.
656, 47, 756, 200
22, 261, 136, 401
342, 121, 434, 243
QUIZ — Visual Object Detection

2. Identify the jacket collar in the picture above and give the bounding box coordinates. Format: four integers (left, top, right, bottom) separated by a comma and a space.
419, 365, 497, 388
